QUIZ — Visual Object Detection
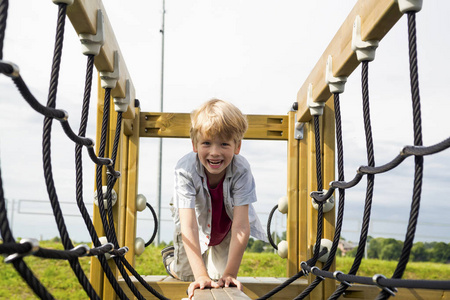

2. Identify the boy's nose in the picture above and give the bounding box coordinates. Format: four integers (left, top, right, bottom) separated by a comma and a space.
210, 144, 220, 155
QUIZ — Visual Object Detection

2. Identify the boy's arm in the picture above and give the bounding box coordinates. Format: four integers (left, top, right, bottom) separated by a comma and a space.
179, 208, 220, 298
220, 204, 250, 289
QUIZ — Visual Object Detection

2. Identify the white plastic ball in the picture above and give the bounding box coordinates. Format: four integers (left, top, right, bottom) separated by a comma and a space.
136, 194, 147, 212
277, 240, 288, 259
135, 237, 145, 256
277, 196, 288, 214
94, 186, 117, 209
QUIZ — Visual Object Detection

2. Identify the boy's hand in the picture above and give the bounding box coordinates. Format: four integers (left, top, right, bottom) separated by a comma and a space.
218, 274, 243, 291
188, 275, 220, 299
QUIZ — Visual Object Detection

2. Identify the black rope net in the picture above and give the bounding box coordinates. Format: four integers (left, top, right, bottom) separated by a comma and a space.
1, 1, 450, 300
0, 1, 165, 300
262, 5, 450, 300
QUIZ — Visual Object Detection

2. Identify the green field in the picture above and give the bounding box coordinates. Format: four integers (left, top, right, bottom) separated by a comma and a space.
1, 241, 449, 299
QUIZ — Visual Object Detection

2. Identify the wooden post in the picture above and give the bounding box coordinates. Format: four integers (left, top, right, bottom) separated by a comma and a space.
123, 108, 141, 267
297, 121, 309, 266
306, 116, 323, 300
297, 98, 335, 300
89, 76, 107, 297
286, 111, 299, 276
102, 98, 123, 300
322, 98, 336, 298
90, 76, 139, 299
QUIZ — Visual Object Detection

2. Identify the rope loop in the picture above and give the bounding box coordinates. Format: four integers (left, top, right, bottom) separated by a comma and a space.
0, 59, 19, 77
4, 238, 39, 263
334, 271, 352, 287
70, 244, 90, 257
373, 274, 398, 296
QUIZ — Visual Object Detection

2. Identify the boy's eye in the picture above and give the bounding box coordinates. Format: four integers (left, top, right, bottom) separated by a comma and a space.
222, 143, 230, 147
202, 142, 210, 146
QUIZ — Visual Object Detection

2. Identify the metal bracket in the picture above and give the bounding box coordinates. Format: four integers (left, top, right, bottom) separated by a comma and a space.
325, 55, 347, 94
114, 79, 131, 113
397, 0, 422, 13
295, 122, 304, 140
351, 15, 379, 62
79, 9, 105, 56
52, 0, 74, 5
100, 51, 120, 89
307, 83, 325, 116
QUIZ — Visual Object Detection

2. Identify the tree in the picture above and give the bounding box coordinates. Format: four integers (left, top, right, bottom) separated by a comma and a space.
411, 242, 428, 262
250, 240, 265, 253
368, 237, 384, 259
429, 242, 450, 263
246, 238, 255, 251
346, 246, 358, 258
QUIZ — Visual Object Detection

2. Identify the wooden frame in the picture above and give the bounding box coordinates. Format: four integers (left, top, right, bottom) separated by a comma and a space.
296, 0, 402, 122
63, 0, 449, 299
66, 0, 136, 119
139, 112, 289, 140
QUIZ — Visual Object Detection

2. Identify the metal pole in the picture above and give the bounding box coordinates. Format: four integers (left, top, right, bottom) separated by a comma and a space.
156, 0, 166, 246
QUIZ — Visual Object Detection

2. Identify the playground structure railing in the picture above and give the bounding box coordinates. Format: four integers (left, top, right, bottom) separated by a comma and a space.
58, 0, 448, 299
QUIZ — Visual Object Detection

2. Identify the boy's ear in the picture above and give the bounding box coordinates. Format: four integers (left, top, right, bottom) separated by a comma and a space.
234, 141, 242, 155
192, 140, 198, 153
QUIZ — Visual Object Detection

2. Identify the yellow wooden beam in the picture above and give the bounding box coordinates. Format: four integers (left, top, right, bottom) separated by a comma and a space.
139, 112, 288, 140
286, 111, 299, 276
322, 98, 336, 298
90, 75, 106, 297
66, 0, 135, 119
123, 105, 141, 267
306, 116, 323, 300
296, 0, 402, 122
103, 87, 123, 300
297, 122, 309, 266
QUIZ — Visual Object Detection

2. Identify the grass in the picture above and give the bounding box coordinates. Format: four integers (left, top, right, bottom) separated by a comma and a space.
1, 241, 449, 299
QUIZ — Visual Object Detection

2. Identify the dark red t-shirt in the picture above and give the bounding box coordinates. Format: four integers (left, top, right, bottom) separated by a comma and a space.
207, 176, 232, 246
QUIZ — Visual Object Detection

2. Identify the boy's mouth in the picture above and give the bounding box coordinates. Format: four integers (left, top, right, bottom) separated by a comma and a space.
208, 160, 223, 169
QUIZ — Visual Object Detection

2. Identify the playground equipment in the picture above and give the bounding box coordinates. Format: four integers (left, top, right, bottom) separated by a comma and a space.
1, 0, 449, 299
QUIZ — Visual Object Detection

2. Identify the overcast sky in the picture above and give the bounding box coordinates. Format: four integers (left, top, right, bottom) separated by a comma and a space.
1, 1, 450, 246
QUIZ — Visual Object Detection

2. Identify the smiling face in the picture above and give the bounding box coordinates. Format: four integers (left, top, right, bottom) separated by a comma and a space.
193, 134, 241, 186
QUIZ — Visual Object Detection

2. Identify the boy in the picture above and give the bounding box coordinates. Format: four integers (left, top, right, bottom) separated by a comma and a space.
161, 99, 267, 299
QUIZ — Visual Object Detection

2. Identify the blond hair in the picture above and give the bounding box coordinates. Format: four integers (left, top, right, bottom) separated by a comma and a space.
190, 99, 248, 145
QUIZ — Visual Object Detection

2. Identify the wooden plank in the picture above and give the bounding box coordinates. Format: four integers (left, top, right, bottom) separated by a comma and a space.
223, 287, 252, 300
298, 122, 309, 265
210, 288, 237, 300
118, 277, 450, 300
123, 105, 141, 267
395, 288, 446, 299
139, 112, 289, 140
118, 276, 190, 300
342, 285, 447, 299
254, 277, 285, 284
306, 117, 323, 300
287, 111, 299, 276
322, 98, 336, 298
296, 0, 402, 122
194, 289, 215, 300
104, 87, 122, 300
66, 0, 135, 119
239, 277, 308, 300
89, 76, 106, 298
